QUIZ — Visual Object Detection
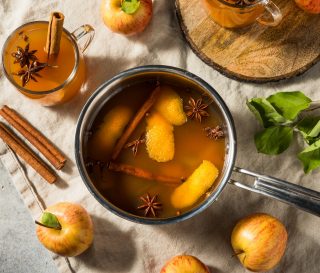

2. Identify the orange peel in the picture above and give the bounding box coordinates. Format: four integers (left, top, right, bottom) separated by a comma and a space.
171, 160, 219, 209
89, 105, 132, 159
146, 112, 174, 162
154, 85, 187, 126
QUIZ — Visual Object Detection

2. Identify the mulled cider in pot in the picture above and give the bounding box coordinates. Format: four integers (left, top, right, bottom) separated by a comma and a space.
85, 79, 226, 218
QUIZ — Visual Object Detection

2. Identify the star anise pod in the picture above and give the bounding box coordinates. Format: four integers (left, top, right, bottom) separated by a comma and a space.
204, 126, 225, 140
85, 160, 95, 173
11, 44, 38, 68
137, 193, 162, 217
125, 134, 146, 157
185, 97, 209, 123
233, 0, 256, 6
13, 61, 47, 87
85, 159, 106, 175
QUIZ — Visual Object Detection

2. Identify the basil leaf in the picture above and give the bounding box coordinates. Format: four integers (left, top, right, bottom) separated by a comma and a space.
267, 91, 311, 121
254, 126, 293, 155
41, 212, 61, 230
121, 0, 140, 14
247, 98, 287, 128
298, 139, 320, 173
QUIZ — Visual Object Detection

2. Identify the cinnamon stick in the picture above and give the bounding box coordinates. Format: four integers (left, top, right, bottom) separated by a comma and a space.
0, 122, 56, 184
111, 84, 161, 160
45, 12, 65, 56
108, 162, 183, 185
0, 106, 66, 170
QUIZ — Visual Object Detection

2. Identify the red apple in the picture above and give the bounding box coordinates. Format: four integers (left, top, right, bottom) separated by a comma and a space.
231, 213, 288, 272
295, 0, 320, 14
36, 202, 94, 257
160, 255, 210, 273
101, 0, 153, 35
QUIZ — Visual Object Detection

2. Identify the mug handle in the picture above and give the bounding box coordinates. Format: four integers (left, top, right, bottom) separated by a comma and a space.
71, 25, 95, 54
229, 167, 320, 217
256, 0, 283, 27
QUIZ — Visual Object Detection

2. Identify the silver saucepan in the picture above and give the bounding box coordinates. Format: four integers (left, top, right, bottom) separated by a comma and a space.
75, 65, 320, 224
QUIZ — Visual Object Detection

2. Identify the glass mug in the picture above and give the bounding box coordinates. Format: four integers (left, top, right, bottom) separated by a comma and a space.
202, 0, 283, 28
2, 21, 94, 106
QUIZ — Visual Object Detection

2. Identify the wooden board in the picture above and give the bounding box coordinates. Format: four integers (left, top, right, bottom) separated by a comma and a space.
175, 0, 320, 83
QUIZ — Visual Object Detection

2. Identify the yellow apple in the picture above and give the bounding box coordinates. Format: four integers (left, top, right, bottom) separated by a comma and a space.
231, 213, 288, 272
295, 0, 320, 14
36, 202, 94, 257
101, 0, 153, 35
160, 255, 210, 273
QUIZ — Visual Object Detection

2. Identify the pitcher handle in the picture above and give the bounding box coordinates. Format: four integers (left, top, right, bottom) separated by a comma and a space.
256, 0, 283, 27
71, 24, 95, 54
229, 167, 320, 217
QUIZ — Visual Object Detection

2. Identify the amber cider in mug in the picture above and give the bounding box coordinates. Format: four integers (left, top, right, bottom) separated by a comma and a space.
2, 21, 94, 106
202, 0, 282, 29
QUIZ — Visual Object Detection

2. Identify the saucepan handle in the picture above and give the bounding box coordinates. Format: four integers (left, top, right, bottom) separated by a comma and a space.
229, 167, 320, 217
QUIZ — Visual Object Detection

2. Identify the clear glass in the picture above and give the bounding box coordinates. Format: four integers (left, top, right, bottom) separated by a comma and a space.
2, 21, 94, 106
202, 0, 283, 29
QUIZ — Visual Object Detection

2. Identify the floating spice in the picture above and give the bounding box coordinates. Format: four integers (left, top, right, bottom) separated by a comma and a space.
228, 0, 257, 6
13, 61, 47, 87
185, 97, 209, 123
137, 193, 162, 217
124, 133, 146, 157
108, 162, 183, 185
204, 126, 225, 140
11, 44, 37, 68
45, 12, 65, 56
18, 31, 30, 42
85, 159, 106, 174
85, 160, 95, 174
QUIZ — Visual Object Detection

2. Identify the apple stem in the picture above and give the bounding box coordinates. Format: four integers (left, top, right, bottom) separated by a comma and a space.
35, 220, 62, 230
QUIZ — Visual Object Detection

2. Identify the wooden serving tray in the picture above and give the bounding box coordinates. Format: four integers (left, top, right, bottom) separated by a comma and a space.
175, 0, 320, 83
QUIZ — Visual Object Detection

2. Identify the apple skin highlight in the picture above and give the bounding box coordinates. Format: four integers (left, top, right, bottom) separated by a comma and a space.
231, 213, 288, 272
295, 0, 320, 14
36, 202, 94, 257
101, 0, 153, 35
160, 255, 211, 273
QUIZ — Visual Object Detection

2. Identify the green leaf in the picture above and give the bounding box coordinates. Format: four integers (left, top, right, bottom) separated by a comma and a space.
254, 126, 293, 155
121, 0, 140, 14
297, 116, 320, 144
298, 116, 320, 138
41, 212, 61, 230
247, 98, 287, 128
267, 91, 311, 121
298, 139, 320, 173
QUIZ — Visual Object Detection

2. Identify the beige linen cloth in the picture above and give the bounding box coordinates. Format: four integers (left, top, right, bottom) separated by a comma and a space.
0, 1, 320, 272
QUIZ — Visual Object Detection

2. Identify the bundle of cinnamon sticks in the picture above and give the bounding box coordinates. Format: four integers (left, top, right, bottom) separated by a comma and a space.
0, 105, 66, 184
0, 13, 67, 183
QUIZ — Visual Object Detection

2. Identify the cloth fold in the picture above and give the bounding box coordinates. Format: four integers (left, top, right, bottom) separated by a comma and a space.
0, 1, 319, 273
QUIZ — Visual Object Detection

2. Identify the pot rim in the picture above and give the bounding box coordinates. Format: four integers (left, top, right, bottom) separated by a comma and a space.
75, 65, 237, 225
